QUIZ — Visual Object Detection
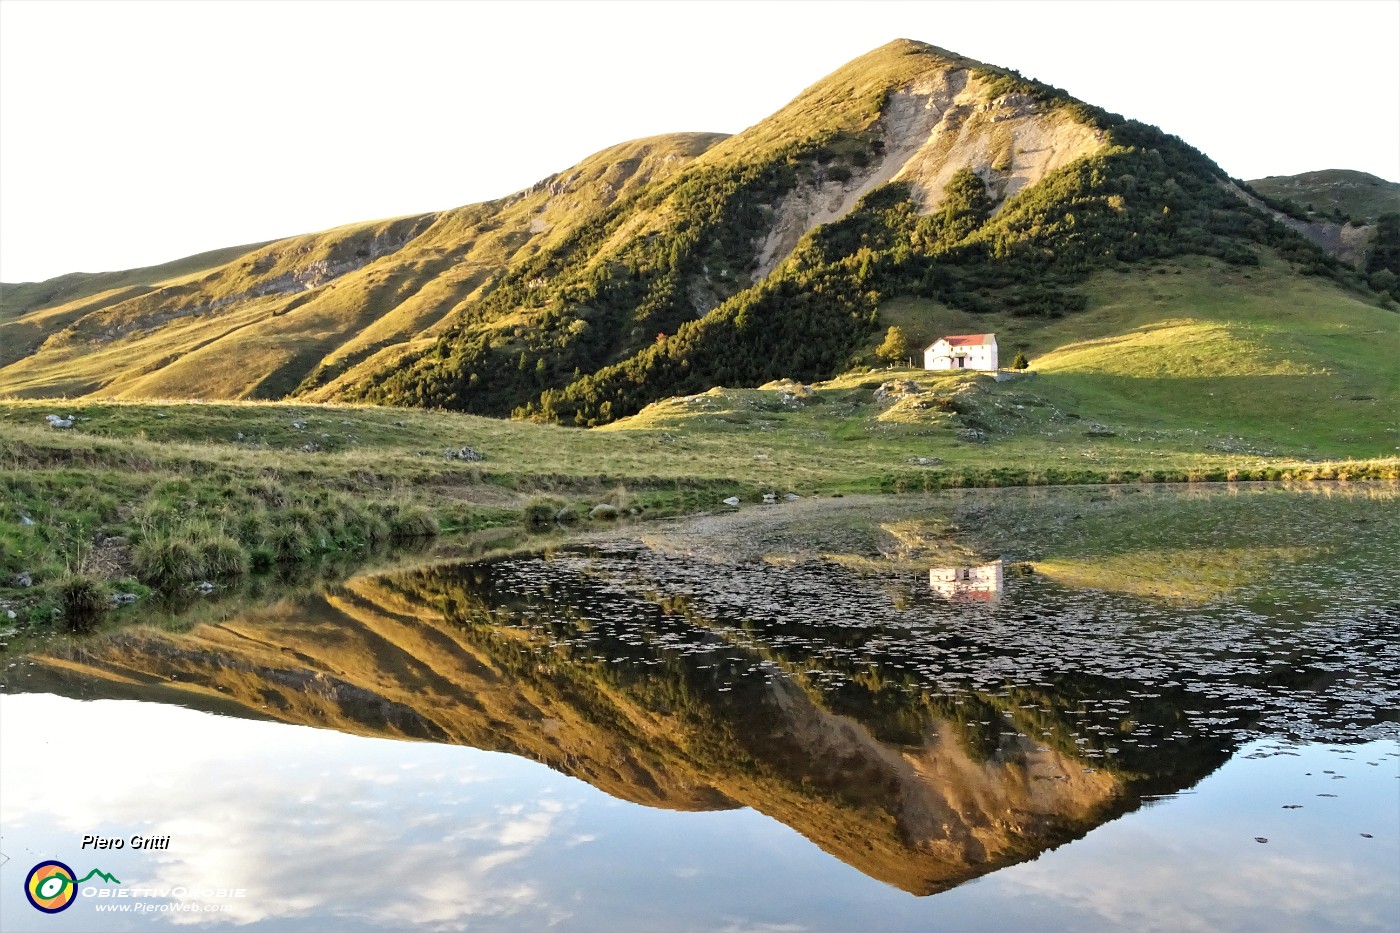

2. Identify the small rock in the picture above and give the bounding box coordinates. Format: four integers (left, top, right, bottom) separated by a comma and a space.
291, 421, 306, 429
100, 535, 129, 548
5, 609, 15, 620
589, 504, 620, 521
873, 380, 920, 403
109, 592, 138, 607
194, 581, 215, 595
155, 412, 168, 418
44, 414, 74, 428
784, 493, 801, 501
762, 493, 777, 504
235, 432, 245, 440
722, 496, 741, 507
15, 572, 33, 587
444, 446, 485, 462
555, 508, 577, 524
20, 515, 34, 526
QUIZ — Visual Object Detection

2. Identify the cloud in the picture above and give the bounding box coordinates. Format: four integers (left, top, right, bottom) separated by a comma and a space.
1, 694, 578, 930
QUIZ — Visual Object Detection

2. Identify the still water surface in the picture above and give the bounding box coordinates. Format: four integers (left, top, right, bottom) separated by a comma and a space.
2, 485, 1397, 931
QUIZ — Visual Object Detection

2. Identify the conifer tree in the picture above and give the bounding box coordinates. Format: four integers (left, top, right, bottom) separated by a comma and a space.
876, 325, 909, 364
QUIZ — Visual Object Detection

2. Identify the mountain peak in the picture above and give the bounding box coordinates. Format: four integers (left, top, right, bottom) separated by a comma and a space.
4, 38, 1390, 424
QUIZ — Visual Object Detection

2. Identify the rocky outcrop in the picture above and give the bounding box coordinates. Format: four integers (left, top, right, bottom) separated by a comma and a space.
754, 70, 1106, 280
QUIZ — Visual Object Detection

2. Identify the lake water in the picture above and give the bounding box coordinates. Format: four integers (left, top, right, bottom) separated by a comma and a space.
2, 484, 1397, 931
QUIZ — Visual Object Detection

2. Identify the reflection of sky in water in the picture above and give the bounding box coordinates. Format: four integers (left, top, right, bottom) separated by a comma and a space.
2, 694, 1395, 932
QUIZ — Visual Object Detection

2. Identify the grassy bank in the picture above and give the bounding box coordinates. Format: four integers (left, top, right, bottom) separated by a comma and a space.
3, 377, 1396, 634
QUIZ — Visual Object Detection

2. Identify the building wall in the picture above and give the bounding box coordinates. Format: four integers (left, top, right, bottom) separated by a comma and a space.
924, 340, 998, 371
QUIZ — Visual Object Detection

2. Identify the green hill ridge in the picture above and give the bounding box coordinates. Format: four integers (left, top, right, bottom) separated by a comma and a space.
1247, 169, 1400, 224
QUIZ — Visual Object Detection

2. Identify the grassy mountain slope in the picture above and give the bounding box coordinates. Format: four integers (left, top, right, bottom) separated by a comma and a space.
0, 240, 272, 321
612, 255, 1398, 464
0, 241, 272, 368
340, 40, 1118, 417
345, 41, 1378, 426
1247, 169, 1400, 223
0, 133, 724, 400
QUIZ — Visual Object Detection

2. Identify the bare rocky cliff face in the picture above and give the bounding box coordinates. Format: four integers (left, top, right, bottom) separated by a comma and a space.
754, 69, 1107, 280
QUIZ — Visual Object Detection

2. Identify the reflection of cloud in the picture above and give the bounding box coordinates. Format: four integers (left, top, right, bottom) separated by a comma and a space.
0, 695, 574, 930
498, 812, 556, 846
1001, 827, 1394, 933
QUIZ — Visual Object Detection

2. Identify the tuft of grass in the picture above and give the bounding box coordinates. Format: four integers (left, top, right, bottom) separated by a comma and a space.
386, 504, 439, 540
200, 533, 250, 578
248, 545, 276, 572
58, 573, 108, 632
272, 524, 313, 562
523, 497, 563, 529
132, 535, 202, 587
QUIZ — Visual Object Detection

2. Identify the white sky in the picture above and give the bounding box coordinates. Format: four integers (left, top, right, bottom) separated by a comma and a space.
1, 0, 1397, 284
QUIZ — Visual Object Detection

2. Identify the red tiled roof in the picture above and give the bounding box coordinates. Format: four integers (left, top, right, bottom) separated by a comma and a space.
941, 333, 995, 347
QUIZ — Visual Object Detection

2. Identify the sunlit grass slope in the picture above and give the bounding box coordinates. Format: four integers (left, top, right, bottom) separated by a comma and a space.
0, 133, 725, 401
873, 255, 1398, 458
0, 241, 272, 369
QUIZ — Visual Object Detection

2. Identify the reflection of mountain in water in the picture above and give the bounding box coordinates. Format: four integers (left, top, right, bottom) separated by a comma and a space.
930, 561, 1003, 602
9, 548, 1243, 896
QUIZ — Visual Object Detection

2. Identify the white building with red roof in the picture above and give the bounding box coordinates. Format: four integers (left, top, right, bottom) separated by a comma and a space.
924, 333, 998, 371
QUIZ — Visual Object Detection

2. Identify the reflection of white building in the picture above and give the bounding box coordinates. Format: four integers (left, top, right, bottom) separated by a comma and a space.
930, 560, 1003, 601
924, 334, 998, 371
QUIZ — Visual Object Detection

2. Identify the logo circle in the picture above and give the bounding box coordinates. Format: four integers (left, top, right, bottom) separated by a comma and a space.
25, 860, 77, 913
